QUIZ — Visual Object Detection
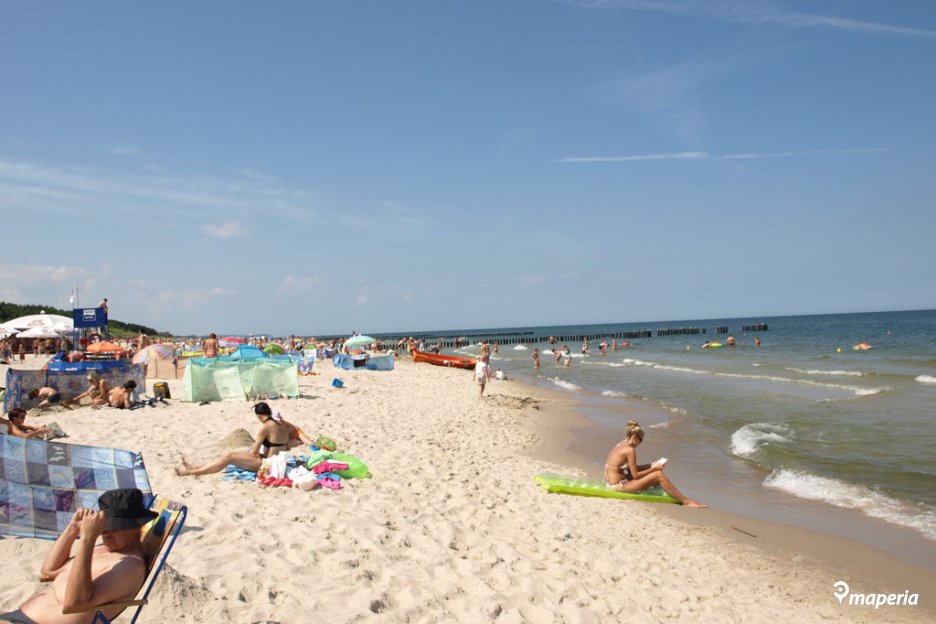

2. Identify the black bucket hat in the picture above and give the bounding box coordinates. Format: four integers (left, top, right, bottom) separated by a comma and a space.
98, 488, 158, 531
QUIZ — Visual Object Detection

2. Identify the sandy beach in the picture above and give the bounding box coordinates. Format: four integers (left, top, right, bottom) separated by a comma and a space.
2, 356, 933, 623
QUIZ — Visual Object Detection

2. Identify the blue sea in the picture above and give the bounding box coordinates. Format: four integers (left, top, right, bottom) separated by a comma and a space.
438, 309, 936, 562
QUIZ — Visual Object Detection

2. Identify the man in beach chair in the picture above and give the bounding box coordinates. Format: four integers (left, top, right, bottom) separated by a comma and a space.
1, 489, 186, 624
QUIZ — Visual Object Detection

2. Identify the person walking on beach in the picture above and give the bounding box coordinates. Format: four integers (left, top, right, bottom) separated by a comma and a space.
479, 341, 492, 379
533, 348, 540, 370
604, 420, 705, 508
475, 357, 488, 398
202, 333, 219, 358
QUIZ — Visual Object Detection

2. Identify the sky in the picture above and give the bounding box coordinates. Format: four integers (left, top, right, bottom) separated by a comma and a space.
2, 0, 935, 336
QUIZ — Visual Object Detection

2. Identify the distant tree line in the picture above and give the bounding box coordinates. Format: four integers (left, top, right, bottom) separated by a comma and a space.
0, 301, 170, 337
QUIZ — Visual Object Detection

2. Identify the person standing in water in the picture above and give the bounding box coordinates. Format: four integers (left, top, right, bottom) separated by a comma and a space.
604, 419, 705, 508
532, 348, 540, 370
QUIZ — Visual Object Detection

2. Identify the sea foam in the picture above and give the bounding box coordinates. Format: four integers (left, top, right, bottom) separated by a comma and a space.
548, 377, 582, 392
652, 364, 881, 397
764, 470, 936, 541
513, 344, 528, 350
916, 375, 936, 384
788, 367, 864, 377
730, 423, 793, 457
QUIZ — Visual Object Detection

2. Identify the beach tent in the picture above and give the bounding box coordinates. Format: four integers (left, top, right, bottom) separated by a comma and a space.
226, 345, 268, 361
181, 355, 298, 402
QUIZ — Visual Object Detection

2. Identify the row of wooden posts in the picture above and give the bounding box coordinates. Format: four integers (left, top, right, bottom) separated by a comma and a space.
353, 325, 768, 350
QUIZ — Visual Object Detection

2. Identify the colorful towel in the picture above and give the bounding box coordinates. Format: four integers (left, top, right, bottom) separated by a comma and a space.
223, 465, 258, 481
0, 433, 152, 539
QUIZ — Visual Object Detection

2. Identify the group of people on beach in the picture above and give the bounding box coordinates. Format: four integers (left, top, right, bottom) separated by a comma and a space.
20, 377, 156, 413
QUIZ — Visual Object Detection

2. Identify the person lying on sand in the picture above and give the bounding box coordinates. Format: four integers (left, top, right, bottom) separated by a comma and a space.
27, 387, 73, 411
4, 407, 51, 439
175, 402, 290, 476
0, 488, 154, 624
604, 419, 705, 508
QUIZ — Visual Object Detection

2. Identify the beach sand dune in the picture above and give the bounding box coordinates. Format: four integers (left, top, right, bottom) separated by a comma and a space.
1, 359, 931, 622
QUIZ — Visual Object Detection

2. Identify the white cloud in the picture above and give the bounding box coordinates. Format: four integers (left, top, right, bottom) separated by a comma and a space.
587, 55, 758, 144
355, 292, 368, 306
0, 264, 98, 310
277, 275, 326, 295
0, 263, 90, 284
557, 147, 888, 163
0, 154, 436, 235
562, 0, 936, 38
201, 221, 248, 239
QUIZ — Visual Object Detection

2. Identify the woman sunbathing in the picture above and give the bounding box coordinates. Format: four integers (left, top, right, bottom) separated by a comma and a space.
4, 407, 51, 439
175, 402, 290, 476
604, 419, 705, 508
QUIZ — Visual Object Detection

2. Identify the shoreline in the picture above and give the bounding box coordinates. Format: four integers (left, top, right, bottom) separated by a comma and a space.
511, 373, 936, 602
2, 358, 933, 621
510, 366, 936, 569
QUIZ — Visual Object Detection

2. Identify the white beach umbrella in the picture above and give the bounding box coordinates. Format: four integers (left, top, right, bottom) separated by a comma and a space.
0, 324, 19, 339
2, 312, 73, 333
15, 326, 63, 339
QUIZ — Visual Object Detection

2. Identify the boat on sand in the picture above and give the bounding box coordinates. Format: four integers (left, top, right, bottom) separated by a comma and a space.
413, 351, 477, 370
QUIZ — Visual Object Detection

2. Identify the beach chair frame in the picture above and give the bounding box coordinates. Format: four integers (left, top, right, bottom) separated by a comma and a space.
65, 496, 187, 624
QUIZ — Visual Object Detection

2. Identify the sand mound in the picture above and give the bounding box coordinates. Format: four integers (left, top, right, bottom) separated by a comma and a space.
218, 428, 255, 448
149, 564, 212, 614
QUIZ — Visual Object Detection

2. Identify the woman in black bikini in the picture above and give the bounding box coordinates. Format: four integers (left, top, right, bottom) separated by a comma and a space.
604, 419, 705, 507
175, 402, 289, 476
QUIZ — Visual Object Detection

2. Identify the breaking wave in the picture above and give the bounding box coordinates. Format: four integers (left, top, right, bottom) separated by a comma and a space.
787, 367, 864, 377
548, 377, 581, 392
730, 422, 794, 457
764, 470, 936, 541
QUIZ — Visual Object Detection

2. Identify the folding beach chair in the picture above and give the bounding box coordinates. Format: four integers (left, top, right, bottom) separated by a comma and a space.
63, 496, 188, 624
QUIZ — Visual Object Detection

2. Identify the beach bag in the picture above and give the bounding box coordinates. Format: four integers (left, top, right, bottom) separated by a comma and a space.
154, 382, 171, 399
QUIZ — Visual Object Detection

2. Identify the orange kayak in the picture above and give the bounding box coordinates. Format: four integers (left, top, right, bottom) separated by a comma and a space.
413, 351, 477, 370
